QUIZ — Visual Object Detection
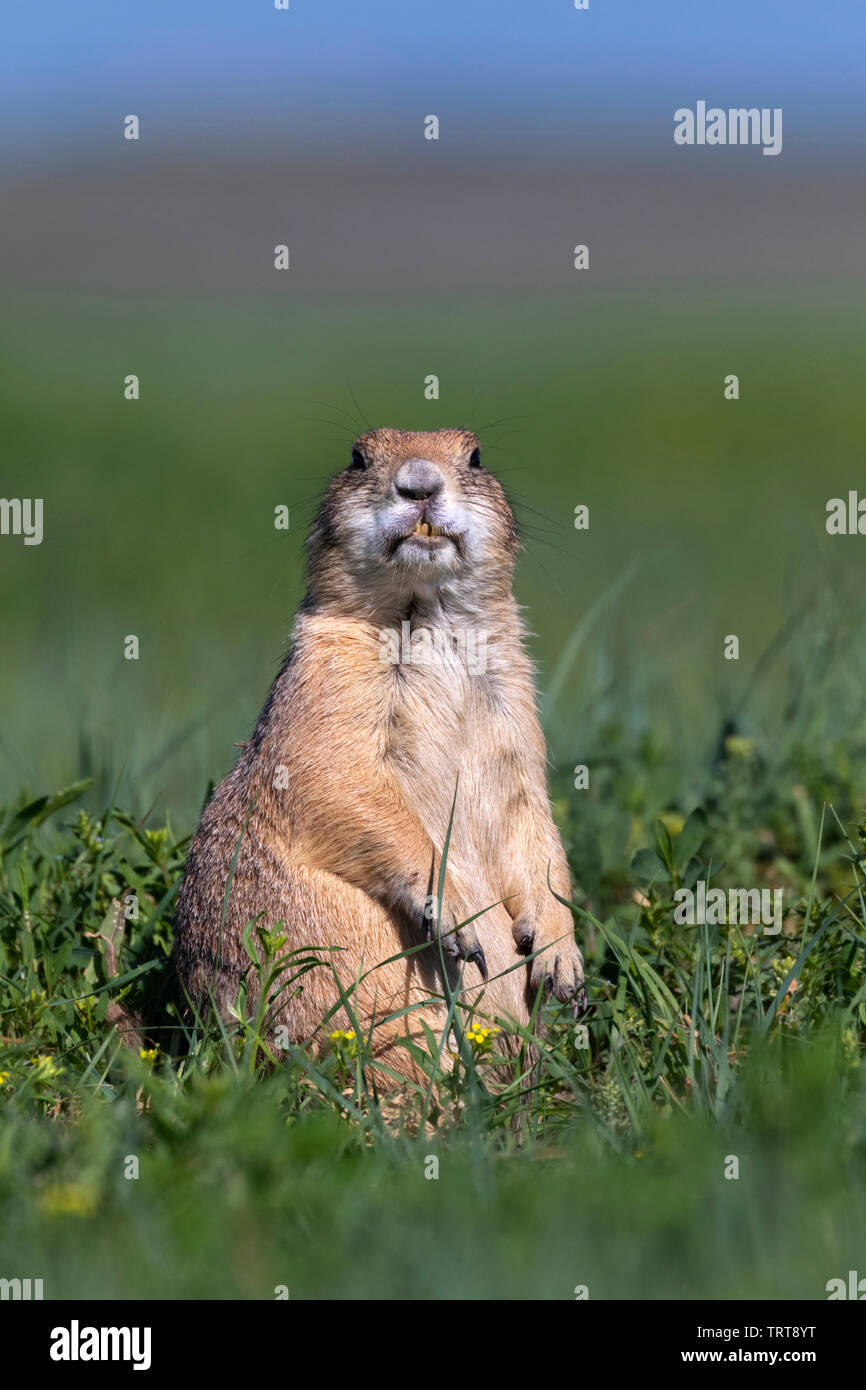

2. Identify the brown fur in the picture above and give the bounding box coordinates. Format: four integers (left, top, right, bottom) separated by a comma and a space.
173, 428, 584, 1083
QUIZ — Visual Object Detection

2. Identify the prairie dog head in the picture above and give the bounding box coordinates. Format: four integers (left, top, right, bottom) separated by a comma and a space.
307, 428, 519, 615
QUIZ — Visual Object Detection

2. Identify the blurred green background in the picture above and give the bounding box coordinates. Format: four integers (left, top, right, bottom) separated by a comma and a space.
3, 2, 865, 820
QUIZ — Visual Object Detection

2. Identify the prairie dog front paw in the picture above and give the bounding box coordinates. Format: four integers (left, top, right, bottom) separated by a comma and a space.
513, 915, 586, 1011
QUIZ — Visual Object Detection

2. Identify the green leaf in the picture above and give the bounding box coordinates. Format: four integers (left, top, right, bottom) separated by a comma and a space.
631, 848, 669, 883
674, 807, 708, 872
654, 819, 675, 874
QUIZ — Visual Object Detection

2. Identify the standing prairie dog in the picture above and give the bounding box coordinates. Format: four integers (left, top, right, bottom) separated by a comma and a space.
173, 428, 585, 1079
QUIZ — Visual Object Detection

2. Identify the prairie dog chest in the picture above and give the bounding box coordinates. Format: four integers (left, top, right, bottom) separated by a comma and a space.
380, 617, 518, 844
382, 615, 488, 738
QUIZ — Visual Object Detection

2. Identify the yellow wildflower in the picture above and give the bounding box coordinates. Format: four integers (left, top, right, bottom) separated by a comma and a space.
465, 1024, 501, 1053
330, 1029, 358, 1057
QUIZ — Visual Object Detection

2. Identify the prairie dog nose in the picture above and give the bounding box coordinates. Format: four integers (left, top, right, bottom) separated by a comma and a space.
394, 458, 445, 502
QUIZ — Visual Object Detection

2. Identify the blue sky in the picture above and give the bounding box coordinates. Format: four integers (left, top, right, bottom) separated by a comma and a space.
2, 1, 864, 161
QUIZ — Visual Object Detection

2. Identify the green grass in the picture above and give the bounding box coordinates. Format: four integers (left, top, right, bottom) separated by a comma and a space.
2, 286, 866, 1298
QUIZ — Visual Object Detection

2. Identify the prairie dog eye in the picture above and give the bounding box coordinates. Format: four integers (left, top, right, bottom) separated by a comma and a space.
349, 449, 367, 471
468, 447, 482, 468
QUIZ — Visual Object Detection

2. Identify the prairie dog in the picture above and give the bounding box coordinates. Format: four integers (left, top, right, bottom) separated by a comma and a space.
173, 428, 585, 1078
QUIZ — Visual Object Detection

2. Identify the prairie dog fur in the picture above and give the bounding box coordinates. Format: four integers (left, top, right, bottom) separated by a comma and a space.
173, 428, 585, 1079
